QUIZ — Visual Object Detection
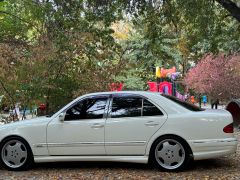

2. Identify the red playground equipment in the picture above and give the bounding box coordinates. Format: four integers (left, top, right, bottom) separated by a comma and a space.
147, 81, 173, 95
148, 66, 181, 96
147, 82, 158, 92
109, 82, 123, 91
108, 66, 183, 100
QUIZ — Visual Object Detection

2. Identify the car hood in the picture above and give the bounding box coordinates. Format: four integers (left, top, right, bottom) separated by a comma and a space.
0, 116, 51, 129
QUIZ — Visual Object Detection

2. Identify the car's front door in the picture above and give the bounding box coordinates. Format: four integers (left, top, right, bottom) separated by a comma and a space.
47, 95, 109, 155
105, 94, 167, 155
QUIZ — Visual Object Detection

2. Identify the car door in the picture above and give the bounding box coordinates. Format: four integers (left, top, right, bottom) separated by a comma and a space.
47, 95, 109, 155
105, 93, 167, 155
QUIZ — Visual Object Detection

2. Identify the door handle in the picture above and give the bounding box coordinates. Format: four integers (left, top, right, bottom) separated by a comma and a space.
145, 121, 159, 127
91, 123, 104, 129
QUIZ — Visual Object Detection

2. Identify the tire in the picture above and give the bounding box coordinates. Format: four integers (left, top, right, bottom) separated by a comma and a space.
149, 135, 192, 172
0, 136, 33, 171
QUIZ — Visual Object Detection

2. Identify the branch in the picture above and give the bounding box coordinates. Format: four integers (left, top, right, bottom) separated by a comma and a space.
0, 10, 41, 33
0, 79, 15, 107
0, 10, 31, 24
216, 0, 240, 22
0, 39, 29, 47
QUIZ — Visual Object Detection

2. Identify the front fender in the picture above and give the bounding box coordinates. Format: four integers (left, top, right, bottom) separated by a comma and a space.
0, 118, 51, 156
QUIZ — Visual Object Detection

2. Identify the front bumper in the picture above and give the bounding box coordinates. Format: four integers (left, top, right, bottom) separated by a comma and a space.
188, 138, 238, 160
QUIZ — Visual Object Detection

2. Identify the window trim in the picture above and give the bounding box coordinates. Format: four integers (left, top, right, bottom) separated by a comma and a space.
63, 95, 111, 121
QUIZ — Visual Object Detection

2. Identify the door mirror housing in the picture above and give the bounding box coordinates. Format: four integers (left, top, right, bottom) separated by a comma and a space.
59, 112, 65, 122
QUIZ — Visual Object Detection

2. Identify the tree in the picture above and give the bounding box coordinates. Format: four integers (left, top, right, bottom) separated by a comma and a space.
216, 0, 240, 22
0, 0, 127, 114
184, 54, 240, 101
0, 0, 240, 115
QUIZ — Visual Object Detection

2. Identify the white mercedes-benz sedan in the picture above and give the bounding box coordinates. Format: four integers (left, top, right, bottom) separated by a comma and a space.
0, 91, 237, 171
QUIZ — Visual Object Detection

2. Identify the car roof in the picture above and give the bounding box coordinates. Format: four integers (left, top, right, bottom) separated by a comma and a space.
85, 91, 162, 96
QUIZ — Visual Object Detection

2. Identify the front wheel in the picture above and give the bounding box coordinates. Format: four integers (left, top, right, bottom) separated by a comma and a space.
150, 136, 191, 171
0, 137, 33, 171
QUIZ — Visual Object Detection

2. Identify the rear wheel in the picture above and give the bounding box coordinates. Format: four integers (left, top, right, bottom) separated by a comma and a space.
150, 136, 191, 171
0, 137, 33, 171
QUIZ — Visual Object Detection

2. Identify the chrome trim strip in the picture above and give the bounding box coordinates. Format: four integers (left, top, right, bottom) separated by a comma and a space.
105, 141, 146, 146
34, 142, 104, 148
192, 139, 238, 144
34, 143, 47, 148
34, 141, 146, 148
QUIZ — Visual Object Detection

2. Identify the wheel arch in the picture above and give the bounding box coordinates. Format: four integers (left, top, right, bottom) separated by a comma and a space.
147, 134, 193, 158
0, 135, 33, 155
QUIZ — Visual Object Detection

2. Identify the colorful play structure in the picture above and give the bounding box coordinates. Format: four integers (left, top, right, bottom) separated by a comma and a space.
109, 82, 123, 91
147, 66, 184, 100
109, 66, 184, 100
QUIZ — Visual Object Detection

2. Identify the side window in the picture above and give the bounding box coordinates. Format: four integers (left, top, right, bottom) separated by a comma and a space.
143, 99, 163, 116
65, 97, 108, 121
111, 96, 142, 118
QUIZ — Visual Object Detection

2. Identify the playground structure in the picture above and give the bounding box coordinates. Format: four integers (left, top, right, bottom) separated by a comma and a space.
109, 82, 123, 91
148, 66, 184, 100
109, 66, 184, 100
109, 67, 185, 100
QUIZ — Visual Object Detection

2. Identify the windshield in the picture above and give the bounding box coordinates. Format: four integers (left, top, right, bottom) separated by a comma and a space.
162, 94, 205, 112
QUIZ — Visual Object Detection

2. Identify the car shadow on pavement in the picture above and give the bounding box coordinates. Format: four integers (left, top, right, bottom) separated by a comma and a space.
0, 158, 234, 173
33, 161, 150, 170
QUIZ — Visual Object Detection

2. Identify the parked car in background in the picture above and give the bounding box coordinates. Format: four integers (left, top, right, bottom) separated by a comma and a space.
0, 91, 237, 171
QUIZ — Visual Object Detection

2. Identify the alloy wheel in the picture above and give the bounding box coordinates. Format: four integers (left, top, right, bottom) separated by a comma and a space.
1, 139, 28, 169
155, 139, 185, 170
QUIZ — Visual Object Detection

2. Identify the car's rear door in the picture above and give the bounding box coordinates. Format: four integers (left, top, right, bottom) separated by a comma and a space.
105, 93, 167, 155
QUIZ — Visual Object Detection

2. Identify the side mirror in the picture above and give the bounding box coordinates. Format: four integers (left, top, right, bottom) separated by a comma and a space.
59, 112, 65, 122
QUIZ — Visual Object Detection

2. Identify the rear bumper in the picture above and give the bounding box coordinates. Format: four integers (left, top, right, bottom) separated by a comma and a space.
188, 138, 238, 160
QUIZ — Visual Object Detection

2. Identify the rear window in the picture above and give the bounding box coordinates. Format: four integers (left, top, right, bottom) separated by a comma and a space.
143, 99, 163, 116
162, 95, 205, 112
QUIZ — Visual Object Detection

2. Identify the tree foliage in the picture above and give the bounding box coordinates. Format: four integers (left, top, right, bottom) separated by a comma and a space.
184, 54, 240, 101
0, 0, 239, 113
0, 0, 126, 112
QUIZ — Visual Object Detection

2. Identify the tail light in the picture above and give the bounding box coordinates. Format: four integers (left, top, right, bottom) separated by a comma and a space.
223, 123, 234, 133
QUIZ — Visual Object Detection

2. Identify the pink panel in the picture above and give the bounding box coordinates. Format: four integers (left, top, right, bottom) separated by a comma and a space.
159, 81, 172, 95
147, 82, 158, 92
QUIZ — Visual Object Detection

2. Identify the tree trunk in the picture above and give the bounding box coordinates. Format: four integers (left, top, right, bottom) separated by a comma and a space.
0, 79, 15, 108
216, 0, 240, 22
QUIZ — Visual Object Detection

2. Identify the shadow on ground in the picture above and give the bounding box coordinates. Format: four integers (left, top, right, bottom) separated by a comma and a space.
0, 156, 238, 179
19, 158, 236, 171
